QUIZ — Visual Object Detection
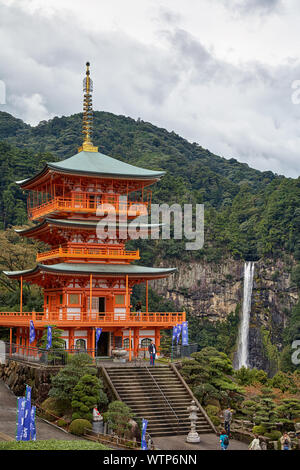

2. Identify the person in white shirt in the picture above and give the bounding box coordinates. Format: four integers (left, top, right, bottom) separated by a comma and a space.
249, 435, 261, 450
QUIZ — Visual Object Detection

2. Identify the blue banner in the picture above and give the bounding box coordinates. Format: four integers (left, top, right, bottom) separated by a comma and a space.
16, 397, 26, 441
172, 325, 178, 342
95, 328, 102, 346
29, 320, 35, 344
30, 406, 36, 441
46, 326, 52, 350
22, 385, 31, 441
176, 323, 182, 344
141, 418, 148, 450
181, 321, 189, 346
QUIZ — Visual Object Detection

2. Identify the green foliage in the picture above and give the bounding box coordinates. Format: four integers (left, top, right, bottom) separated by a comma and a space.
41, 397, 71, 420
38, 326, 66, 350
210, 416, 221, 427
69, 419, 92, 436
235, 367, 268, 386
205, 405, 220, 417
264, 430, 282, 441
252, 425, 267, 435
0, 439, 109, 450
269, 371, 296, 393
281, 300, 300, 372
71, 374, 108, 421
49, 353, 96, 402
187, 311, 239, 357
274, 399, 300, 421
181, 347, 244, 407
103, 401, 134, 438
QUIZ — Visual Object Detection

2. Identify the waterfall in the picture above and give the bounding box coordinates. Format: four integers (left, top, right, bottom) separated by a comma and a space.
236, 261, 255, 369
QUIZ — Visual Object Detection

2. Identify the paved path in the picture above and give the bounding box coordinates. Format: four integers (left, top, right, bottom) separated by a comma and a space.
0, 379, 81, 441
153, 434, 249, 451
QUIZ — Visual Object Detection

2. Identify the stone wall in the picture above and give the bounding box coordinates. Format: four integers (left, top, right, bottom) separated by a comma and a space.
0, 360, 60, 403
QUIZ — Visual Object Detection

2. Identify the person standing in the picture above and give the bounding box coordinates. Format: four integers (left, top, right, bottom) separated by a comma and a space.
148, 340, 156, 366
249, 434, 261, 450
219, 429, 229, 450
280, 432, 291, 450
224, 407, 232, 436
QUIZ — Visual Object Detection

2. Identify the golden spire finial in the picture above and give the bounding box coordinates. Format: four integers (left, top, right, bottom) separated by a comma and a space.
78, 62, 98, 153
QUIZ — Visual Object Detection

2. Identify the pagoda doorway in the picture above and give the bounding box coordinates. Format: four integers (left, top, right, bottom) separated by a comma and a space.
97, 332, 110, 357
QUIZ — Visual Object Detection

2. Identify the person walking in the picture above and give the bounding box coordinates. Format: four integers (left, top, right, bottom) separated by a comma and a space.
148, 340, 156, 366
219, 429, 229, 450
249, 434, 261, 450
280, 432, 291, 450
224, 407, 232, 436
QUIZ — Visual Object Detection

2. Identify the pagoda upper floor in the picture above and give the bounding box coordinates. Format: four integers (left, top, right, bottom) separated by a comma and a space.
17, 150, 164, 221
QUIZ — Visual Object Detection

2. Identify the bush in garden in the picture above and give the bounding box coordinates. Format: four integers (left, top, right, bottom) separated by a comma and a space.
269, 371, 295, 393
71, 373, 108, 421
264, 430, 282, 441
103, 401, 134, 438
69, 419, 92, 436
205, 405, 220, 418
252, 425, 267, 435
41, 397, 71, 417
210, 415, 221, 427
49, 353, 96, 402
274, 398, 300, 421
181, 348, 244, 407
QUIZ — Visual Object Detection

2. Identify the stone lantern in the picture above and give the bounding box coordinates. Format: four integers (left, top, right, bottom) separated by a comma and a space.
186, 400, 200, 443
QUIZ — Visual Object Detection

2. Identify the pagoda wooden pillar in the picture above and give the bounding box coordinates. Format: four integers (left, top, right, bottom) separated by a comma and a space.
146, 280, 148, 313
92, 327, 95, 359
133, 328, 139, 358
125, 275, 129, 314
9, 328, 12, 356
69, 328, 75, 351
129, 328, 132, 362
155, 328, 160, 357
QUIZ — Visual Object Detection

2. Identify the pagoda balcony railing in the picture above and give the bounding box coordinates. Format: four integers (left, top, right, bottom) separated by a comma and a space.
36, 246, 140, 263
28, 195, 149, 221
0, 311, 185, 327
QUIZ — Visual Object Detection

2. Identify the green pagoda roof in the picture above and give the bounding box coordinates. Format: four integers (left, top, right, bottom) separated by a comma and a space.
17, 150, 165, 187
15, 218, 163, 235
3, 263, 176, 280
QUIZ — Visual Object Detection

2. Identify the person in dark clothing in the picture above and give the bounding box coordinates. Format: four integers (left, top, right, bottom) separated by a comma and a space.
224, 407, 232, 436
148, 341, 156, 366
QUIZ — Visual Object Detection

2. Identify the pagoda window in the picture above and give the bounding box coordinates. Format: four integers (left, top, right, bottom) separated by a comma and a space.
75, 339, 86, 351
69, 294, 80, 305
115, 294, 125, 306
141, 338, 152, 349
123, 338, 132, 349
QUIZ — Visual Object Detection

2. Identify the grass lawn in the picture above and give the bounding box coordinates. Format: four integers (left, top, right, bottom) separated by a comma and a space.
0, 439, 110, 450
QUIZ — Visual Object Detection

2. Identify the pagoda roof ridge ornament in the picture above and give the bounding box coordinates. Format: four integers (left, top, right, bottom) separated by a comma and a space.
78, 61, 98, 153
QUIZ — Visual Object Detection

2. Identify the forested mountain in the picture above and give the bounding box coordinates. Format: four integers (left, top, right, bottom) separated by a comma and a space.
0, 110, 299, 373
0, 110, 298, 262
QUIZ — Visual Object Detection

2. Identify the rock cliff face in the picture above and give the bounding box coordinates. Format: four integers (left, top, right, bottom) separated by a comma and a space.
152, 257, 298, 373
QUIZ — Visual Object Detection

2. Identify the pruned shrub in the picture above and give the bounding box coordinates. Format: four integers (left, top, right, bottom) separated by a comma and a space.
69, 419, 92, 436
252, 425, 267, 435
264, 430, 282, 441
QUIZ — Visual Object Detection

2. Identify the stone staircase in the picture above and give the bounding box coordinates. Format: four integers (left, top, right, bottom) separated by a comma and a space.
104, 364, 215, 437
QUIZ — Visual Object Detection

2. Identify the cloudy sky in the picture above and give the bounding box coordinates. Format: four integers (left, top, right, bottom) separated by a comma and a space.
1, 0, 300, 177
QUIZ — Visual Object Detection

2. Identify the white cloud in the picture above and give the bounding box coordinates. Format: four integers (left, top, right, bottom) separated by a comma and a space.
0, 0, 300, 177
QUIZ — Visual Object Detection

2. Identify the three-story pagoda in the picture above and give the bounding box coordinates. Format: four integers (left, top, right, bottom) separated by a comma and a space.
1, 63, 185, 358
